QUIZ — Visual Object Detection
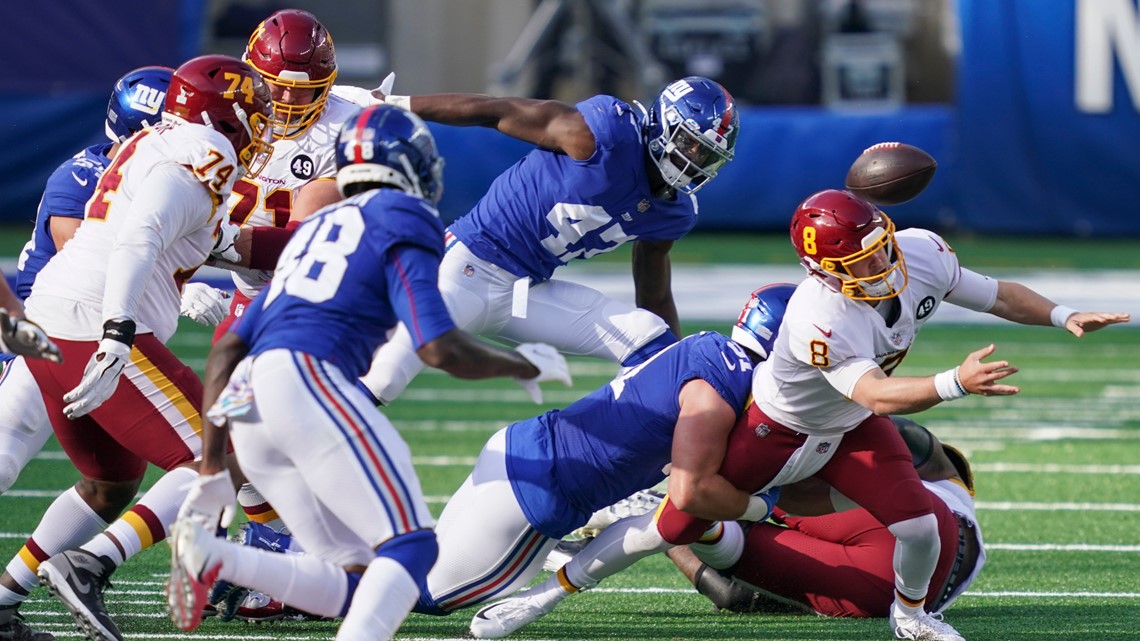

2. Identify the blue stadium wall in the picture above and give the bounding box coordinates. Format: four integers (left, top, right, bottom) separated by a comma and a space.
2, 0, 1137, 237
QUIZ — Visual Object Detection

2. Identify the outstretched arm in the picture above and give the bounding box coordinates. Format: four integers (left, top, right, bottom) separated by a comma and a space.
850, 343, 1020, 416
988, 280, 1130, 336
632, 240, 681, 337
397, 93, 596, 160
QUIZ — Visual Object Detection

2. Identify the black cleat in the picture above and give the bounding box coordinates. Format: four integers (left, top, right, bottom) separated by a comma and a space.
38, 549, 121, 641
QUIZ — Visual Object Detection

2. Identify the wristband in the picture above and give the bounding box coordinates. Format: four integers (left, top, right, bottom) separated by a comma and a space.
383, 94, 412, 110
934, 366, 968, 401
741, 494, 773, 522
102, 318, 136, 347
1050, 305, 1077, 328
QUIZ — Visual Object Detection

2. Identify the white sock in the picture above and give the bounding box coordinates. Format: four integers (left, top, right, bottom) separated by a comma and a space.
689, 521, 744, 570
336, 557, 419, 641
889, 513, 940, 607
562, 511, 672, 590
219, 542, 349, 618
2, 486, 107, 596
82, 467, 197, 565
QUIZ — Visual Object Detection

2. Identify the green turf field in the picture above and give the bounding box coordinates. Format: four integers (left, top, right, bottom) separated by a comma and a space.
2, 227, 1138, 639
3, 316, 1139, 641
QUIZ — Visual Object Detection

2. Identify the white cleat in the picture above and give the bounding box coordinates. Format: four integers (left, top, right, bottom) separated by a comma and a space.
165, 519, 226, 632
891, 608, 965, 641
469, 588, 555, 639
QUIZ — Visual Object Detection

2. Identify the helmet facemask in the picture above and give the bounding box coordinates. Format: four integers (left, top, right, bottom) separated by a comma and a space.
233, 104, 275, 178
258, 69, 337, 140
650, 107, 734, 194
814, 216, 908, 301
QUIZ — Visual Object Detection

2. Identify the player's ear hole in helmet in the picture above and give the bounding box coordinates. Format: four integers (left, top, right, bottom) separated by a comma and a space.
644, 76, 739, 195
731, 283, 795, 362
335, 105, 445, 204
790, 189, 907, 301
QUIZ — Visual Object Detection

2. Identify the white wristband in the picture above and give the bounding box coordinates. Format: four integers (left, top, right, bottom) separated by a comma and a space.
934, 366, 969, 401
1050, 305, 1077, 328
383, 94, 412, 110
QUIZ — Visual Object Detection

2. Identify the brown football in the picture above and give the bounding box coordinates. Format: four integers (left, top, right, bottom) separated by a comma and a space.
845, 142, 937, 205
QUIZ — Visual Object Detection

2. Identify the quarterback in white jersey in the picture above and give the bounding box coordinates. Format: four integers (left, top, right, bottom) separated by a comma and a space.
18, 55, 274, 641
652, 189, 1126, 641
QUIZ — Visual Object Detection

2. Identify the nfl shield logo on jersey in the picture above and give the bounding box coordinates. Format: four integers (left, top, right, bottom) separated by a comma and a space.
816, 442, 831, 455
754, 423, 770, 438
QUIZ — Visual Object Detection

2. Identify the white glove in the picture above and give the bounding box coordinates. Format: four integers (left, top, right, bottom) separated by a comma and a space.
211, 222, 242, 264
63, 338, 131, 419
0, 309, 61, 362
177, 468, 237, 531
179, 283, 231, 326
514, 343, 572, 404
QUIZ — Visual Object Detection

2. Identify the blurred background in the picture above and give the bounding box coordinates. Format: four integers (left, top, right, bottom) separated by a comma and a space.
2, 0, 1138, 239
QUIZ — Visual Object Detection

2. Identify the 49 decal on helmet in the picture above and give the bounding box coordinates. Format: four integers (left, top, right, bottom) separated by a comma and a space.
790, 189, 907, 301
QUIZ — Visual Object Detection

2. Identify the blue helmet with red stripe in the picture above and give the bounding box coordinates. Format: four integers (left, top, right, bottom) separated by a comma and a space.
645, 76, 738, 194
732, 283, 795, 360
335, 105, 444, 204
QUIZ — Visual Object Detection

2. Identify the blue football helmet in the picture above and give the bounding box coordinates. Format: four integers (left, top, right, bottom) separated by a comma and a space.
335, 105, 445, 204
105, 66, 173, 143
732, 283, 796, 359
645, 76, 739, 194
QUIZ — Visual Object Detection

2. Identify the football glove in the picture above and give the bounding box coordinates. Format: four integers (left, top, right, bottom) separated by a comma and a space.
211, 222, 242, 264
513, 342, 572, 404
0, 309, 61, 363
63, 320, 135, 419
177, 468, 237, 531
179, 283, 231, 326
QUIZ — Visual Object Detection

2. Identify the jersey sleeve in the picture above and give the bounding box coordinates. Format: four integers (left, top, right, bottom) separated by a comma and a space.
786, 314, 878, 398
686, 334, 755, 414
384, 243, 455, 349
41, 160, 99, 221
576, 95, 640, 156
945, 267, 998, 312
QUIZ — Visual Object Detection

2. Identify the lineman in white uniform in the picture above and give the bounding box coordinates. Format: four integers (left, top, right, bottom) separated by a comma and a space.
19, 54, 274, 641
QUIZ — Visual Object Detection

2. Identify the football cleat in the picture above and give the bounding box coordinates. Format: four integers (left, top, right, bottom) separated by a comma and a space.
577, 489, 665, 538
0, 605, 56, 641
37, 550, 120, 641
890, 606, 966, 641
166, 519, 225, 632
469, 587, 556, 639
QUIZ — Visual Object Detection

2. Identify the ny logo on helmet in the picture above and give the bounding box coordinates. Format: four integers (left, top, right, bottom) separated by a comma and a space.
130, 85, 166, 115
662, 79, 695, 102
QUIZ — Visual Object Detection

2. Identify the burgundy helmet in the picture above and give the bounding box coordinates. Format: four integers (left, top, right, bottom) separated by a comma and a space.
164, 54, 274, 178
790, 189, 907, 301
244, 9, 337, 139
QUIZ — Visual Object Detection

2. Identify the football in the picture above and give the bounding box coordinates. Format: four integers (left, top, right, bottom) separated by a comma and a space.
845, 142, 937, 205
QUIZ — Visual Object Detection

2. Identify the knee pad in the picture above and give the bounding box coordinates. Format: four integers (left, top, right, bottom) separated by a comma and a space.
377, 529, 439, 593
888, 513, 940, 546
